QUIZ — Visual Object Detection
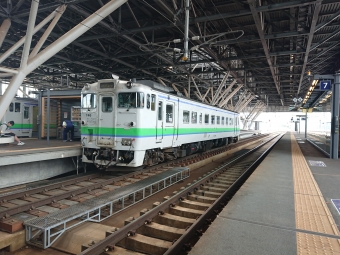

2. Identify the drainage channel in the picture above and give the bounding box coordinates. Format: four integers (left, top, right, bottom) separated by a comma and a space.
79, 133, 284, 255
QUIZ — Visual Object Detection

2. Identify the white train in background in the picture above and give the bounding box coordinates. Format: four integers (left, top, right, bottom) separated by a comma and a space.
81, 78, 240, 169
0, 97, 37, 137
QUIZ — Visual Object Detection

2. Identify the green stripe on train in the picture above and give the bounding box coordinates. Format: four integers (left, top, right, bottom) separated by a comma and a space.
81, 126, 240, 136
11, 123, 33, 129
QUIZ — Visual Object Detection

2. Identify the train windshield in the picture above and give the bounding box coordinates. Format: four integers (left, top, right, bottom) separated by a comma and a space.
118, 92, 144, 108
82, 94, 97, 108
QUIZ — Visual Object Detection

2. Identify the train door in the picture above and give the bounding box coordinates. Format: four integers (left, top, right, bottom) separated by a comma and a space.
13, 102, 22, 135
22, 104, 31, 137
164, 102, 175, 146
234, 115, 237, 135
156, 100, 163, 143
32, 106, 38, 137
97, 94, 115, 146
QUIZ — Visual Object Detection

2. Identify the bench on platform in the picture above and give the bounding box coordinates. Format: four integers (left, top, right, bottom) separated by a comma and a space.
0, 136, 14, 144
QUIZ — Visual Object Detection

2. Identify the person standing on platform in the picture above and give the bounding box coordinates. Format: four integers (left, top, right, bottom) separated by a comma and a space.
0, 121, 25, 145
62, 120, 74, 142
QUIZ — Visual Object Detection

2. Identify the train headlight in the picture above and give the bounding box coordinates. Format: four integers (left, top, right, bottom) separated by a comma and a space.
121, 138, 133, 146
126, 82, 132, 89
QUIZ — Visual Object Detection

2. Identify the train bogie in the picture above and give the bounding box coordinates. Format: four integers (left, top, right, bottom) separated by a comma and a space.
81, 78, 240, 169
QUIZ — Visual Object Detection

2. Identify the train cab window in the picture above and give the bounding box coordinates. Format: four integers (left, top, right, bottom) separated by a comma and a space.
102, 97, 112, 112
222, 117, 225, 125
211, 115, 215, 124
9, 103, 13, 112
151, 94, 156, 111
192, 112, 197, 124
199, 113, 202, 123
166, 104, 173, 123
183, 111, 190, 124
204, 114, 209, 124
147, 94, 151, 109
217, 116, 220, 124
24, 107, 29, 119
118, 92, 144, 108
82, 94, 97, 108
158, 101, 163, 120
15, 103, 21, 112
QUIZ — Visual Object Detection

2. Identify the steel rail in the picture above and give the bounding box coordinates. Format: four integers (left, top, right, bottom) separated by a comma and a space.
0, 170, 156, 219
0, 134, 266, 219
79, 133, 283, 255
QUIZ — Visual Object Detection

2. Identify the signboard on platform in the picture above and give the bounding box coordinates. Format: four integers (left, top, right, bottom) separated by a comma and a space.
308, 160, 327, 167
331, 199, 340, 215
320, 80, 331, 91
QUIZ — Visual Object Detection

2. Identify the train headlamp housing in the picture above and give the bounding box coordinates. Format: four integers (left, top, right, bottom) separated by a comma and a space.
126, 82, 132, 89
121, 138, 133, 146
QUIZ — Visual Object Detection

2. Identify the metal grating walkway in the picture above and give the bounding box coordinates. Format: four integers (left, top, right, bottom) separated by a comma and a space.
25, 167, 189, 249
291, 134, 340, 254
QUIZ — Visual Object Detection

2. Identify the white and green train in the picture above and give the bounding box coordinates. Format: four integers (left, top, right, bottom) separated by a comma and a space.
81, 78, 240, 168
1, 97, 37, 137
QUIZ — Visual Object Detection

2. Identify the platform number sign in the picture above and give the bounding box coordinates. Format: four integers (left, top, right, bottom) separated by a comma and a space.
320, 80, 331, 91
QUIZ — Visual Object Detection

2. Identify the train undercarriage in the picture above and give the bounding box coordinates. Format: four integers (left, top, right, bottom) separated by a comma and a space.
83, 136, 239, 169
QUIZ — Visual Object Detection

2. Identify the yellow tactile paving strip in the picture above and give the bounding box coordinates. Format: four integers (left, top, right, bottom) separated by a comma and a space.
291, 134, 340, 254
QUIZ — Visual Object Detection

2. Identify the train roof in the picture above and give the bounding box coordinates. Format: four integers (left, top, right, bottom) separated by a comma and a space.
135, 79, 239, 115
0, 96, 37, 102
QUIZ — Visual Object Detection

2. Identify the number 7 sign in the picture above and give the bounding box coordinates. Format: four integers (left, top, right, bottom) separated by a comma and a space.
320, 80, 331, 90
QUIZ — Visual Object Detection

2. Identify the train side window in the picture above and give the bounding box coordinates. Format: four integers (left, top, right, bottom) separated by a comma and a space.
166, 104, 173, 123
102, 97, 112, 112
15, 103, 20, 112
211, 115, 215, 124
217, 116, 220, 124
24, 107, 29, 119
138, 93, 144, 108
183, 110, 190, 124
230, 118, 233, 125
158, 101, 163, 120
147, 94, 151, 109
192, 112, 197, 124
9, 103, 13, 112
204, 114, 209, 124
199, 113, 202, 123
222, 117, 225, 125
151, 94, 156, 111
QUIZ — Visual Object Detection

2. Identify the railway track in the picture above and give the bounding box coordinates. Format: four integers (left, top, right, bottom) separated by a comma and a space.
0, 134, 269, 252
78, 133, 283, 255
0, 134, 266, 222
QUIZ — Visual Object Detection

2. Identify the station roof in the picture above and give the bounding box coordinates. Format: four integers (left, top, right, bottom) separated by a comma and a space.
0, 0, 340, 110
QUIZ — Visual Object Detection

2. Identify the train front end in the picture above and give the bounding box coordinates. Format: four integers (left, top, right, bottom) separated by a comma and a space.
81, 79, 121, 169
81, 79, 146, 169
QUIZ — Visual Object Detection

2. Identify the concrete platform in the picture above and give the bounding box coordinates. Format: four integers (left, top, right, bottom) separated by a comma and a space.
190, 132, 340, 255
0, 138, 82, 188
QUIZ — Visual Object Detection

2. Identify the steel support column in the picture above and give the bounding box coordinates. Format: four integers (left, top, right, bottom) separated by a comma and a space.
219, 84, 242, 108
237, 95, 256, 112
0, 7, 59, 65
0, 0, 128, 121
0, 18, 11, 49
248, 0, 282, 106
297, 0, 322, 95
29, 5, 66, 59
330, 73, 339, 159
